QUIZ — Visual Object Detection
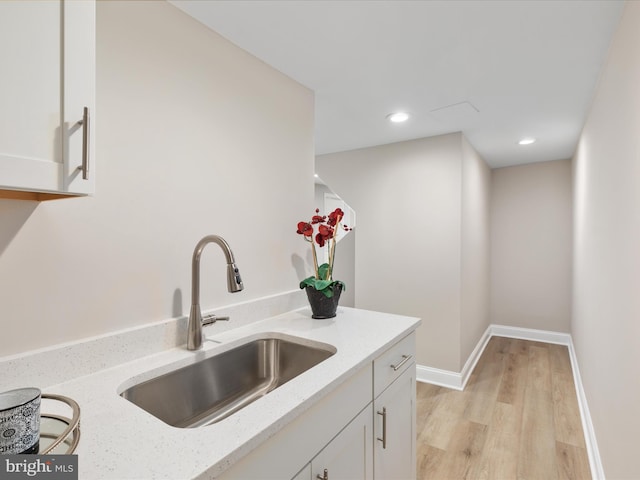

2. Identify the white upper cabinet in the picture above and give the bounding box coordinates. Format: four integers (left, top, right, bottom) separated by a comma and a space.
0, 0, 95, 199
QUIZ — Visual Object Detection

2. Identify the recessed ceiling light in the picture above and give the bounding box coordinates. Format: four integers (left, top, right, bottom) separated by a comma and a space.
387, 112, 410, 123
518, 138, 536, 145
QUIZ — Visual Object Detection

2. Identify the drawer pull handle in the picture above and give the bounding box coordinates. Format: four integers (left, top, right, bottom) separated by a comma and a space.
77, 106, 90, 180
317, 468, 329, 480
390, 354, 412, 371
377, 407, 387, 449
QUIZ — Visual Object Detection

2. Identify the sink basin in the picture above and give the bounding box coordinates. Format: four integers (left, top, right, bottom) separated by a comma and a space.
120, 334, 336, 428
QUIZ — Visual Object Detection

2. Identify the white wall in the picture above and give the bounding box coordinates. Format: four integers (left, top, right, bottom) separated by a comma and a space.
0, 1, 314, 357
460, 136, 491, 365
317, 133, 490, 372
490, 160, 573, 333
573, 2, 640, 477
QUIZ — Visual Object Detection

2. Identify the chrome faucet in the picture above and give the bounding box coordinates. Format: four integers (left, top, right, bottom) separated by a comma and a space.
187, 235, 243, 350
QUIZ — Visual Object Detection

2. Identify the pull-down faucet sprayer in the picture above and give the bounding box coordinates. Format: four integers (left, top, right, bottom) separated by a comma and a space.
187, 235, 243, 351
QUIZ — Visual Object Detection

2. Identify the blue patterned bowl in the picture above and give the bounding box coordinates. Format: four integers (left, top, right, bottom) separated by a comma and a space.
0, 388, 41, 455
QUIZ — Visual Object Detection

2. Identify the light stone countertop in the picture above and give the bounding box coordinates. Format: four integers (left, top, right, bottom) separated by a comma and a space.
45, 306, 420, 479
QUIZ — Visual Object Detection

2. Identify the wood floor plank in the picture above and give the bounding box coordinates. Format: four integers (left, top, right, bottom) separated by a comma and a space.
418, 404, 460, 451
508, 338, 530, 355
464, 338, 508, 425
517, 390, 558, 480
497, 351, 529, 405
517, 345, 557, 480
467, 401, 520, 480
552, 369, 586, 448
556, 441, 591, 480
417, 383, 444, 433
438, 389, 469, 418
417, 444, 447, 479
548, 343, 572, 373
418, 385, 471, 450
528, 345, 552, 393
462, 391, 497, 427
528, 339, 556, 349
431, 419, 488, 480
416, 337, 591, 480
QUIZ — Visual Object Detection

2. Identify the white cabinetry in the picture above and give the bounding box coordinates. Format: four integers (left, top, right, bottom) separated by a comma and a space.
220, 332, 417, 480
220, 365, 373, 480
374, 368, 416, 479
295, 406, 373, 480
373, 333, 417, 480
0, 0, 95, 200
314, 406, 373, 479
292, 464, 312, 480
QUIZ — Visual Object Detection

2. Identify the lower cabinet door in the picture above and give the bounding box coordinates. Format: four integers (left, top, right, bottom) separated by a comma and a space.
292, 463, 312, 480
374, 364, 416, 480
311, 405, 373, 480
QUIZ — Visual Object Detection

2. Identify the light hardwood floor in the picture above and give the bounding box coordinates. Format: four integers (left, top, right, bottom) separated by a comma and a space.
416, 337, 591, 480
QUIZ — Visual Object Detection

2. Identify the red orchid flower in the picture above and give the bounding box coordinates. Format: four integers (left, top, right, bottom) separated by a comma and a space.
327, 208, 344, 226
316, 224, 334, 247
315, 232, 326, 247
318, 224, 334, 239
296, 221, 313, 237
296, 207, 352, 288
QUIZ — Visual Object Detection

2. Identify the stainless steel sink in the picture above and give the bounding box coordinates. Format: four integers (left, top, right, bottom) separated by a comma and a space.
120, 335, 336, 428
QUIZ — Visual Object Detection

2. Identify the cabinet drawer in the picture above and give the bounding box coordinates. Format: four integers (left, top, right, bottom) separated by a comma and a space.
373, 332, 416, 398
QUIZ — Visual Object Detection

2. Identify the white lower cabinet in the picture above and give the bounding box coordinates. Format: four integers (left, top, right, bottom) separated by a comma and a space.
292, 464, 312, 480
294, 405, 373, 480
219, 365, 373, 480
219, 332, 416, 480
373, 365, 416, 480
372, 332, 417, 480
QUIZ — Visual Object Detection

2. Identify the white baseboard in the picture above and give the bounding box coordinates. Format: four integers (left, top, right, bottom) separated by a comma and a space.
416, 364, 465, 390
490, 324, 572, 345
415, 324, 603, 479
566, 341, 605, 479
416, 325, 492, 391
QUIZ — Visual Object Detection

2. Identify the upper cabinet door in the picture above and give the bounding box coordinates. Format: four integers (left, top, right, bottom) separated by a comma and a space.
0, 0, 95, 198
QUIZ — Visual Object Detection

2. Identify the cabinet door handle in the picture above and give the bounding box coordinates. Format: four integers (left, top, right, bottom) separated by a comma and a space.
316, 468, 329, 480
377, 407, 387, 449
390, 354, 412, 371
77, 106, 90, 180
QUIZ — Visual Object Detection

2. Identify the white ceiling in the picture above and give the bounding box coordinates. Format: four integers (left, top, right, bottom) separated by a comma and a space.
169, 0, 624, 168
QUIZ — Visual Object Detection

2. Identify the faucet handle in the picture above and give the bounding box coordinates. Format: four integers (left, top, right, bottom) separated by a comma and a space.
201, 314, 230, 327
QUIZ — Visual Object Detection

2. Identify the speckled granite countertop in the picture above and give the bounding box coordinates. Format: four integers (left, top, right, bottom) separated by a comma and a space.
46, 306, 420, 479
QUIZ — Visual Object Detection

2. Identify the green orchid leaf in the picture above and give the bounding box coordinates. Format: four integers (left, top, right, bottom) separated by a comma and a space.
318, 263, 331, 280
299, 276, 317, 289
299, 276, 345, 299
314, 279, 333, 291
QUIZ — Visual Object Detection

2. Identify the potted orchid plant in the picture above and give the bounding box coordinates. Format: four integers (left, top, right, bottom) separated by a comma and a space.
296, 207, 351, 318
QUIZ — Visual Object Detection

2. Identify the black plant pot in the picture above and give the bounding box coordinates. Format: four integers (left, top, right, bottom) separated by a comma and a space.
305, 283, 343, 319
